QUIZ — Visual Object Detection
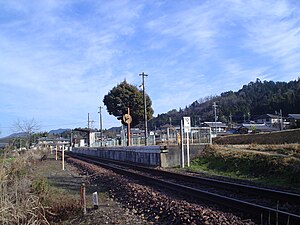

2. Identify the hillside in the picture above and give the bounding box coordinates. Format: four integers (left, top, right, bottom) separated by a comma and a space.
149, 78, 300, 129
49, 128, 70, 135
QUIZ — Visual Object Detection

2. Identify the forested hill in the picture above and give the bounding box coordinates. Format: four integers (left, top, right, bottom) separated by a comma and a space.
149, 78, 300, 129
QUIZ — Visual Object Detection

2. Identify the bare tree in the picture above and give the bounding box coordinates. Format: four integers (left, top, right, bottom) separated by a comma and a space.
14, 118, 40, 149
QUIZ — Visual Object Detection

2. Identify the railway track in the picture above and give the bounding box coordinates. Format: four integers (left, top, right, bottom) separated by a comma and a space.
65, 152, 300, 225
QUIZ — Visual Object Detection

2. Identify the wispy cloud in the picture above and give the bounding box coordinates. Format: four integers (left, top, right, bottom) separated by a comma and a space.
228, 0, 300, 75
1, 0, 300, 136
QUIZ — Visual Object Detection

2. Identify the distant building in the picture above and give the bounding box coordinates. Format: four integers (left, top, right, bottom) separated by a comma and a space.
201, 122, 227, 133
287, 114, 300, 128
238, 123, 279, 133
37, 137, 70, 149
255, 114, 281, 125
255, 114, 284, 130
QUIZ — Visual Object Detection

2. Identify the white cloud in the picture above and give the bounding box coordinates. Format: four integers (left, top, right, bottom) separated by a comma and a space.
228, 0, 300, 73
1, 0, 300, 137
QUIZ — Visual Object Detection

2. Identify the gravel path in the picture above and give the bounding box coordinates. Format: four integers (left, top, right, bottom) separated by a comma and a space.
35, 155, 148, 225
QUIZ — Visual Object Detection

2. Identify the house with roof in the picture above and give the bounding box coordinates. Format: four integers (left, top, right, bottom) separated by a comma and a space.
254, 113, 285, 130
238, 123, 279, 134
37, 137, 70, 149
287, 114, 300, 128
201, 122, 227, 135
255, 114, 281, 125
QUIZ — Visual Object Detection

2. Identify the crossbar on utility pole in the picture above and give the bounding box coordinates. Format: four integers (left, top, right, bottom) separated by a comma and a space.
139, 72, 148, 146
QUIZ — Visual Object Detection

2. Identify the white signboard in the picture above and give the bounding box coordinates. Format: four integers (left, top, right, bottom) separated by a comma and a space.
183, 117, 191, 132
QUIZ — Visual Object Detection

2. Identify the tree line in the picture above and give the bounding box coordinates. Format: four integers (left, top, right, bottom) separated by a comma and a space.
148, 78, 300, 129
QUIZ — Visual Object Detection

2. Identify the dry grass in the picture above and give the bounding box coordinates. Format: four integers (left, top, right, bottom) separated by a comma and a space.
191, 144, 300, 188
0, 148, 49, 225
214, 144, 300, 158
214, 128, 300, 145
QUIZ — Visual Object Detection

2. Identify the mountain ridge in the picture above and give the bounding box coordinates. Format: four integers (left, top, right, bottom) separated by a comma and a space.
149, 78, 300, 128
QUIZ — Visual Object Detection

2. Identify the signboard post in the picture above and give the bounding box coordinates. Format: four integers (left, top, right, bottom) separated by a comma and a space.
183, 117, 191, 167
183, 117, 191, 132
180, 119, 184, 168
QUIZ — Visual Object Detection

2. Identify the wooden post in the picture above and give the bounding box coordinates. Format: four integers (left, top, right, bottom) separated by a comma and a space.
80, 183, 87, 215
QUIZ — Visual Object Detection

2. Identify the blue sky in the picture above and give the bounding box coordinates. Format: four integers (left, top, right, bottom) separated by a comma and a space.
1, 0, 300, 137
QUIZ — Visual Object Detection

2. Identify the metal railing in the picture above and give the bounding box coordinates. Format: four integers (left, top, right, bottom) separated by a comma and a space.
89, 127, 212, 147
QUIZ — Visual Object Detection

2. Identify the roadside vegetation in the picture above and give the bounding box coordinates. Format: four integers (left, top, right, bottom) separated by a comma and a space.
190, 144, 300, 190
0, 148, 49, 224
0, 148, 81, 225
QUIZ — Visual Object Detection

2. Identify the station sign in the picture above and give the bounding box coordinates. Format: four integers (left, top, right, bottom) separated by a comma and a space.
183, 117, 191, 132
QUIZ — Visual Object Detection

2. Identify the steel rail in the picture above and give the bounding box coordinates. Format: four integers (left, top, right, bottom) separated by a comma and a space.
66, 153, 300, 225
67, 152, 300, 204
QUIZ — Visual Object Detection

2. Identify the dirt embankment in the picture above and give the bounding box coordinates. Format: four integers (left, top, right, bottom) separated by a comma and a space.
214, 128, 300, 145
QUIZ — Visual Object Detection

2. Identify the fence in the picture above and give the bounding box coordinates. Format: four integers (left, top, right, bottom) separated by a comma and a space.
159, 127, 212, 145
90, 126, 211, 147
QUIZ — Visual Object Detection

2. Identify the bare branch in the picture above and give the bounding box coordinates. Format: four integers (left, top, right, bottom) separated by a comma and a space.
13, 118, 40, 149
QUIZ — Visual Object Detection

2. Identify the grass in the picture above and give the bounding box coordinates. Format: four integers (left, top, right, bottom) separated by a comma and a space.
29, 157, 83, 223
0, 157, 15, 163
0, 148, 50, 225
189, 144, 300, 191
236, 143, 300, 157
0, 148, 83, 224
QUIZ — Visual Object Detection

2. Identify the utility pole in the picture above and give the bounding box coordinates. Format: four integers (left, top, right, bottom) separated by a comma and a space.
139, 72, 148, 146
87, 113, 95, 147
229, 112, 232, 128
98, 106, 103, 147
212, 102, 218, 136
279, 109, 283, 130
127, 107, 131, 146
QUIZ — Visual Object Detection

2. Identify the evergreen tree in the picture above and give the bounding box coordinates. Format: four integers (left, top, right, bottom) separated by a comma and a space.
103, 80, 154, 127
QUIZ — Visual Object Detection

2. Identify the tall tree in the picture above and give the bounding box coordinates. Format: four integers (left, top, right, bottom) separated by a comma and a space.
103, 80, 154, 127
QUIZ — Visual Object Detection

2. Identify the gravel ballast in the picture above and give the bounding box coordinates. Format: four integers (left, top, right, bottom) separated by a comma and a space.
68, 157, 256, 225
